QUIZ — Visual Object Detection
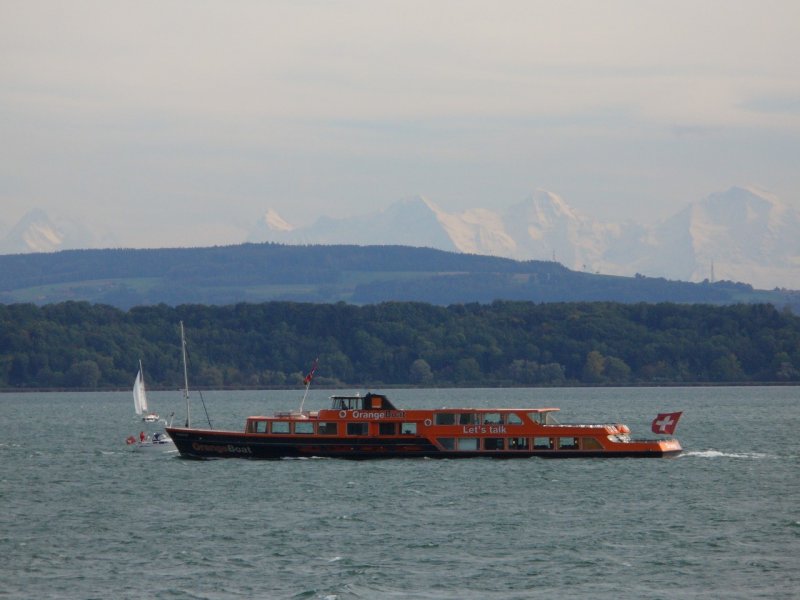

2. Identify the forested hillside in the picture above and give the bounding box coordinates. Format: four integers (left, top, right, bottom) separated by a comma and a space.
2, 300, 798, 389
1, 243, 797, 310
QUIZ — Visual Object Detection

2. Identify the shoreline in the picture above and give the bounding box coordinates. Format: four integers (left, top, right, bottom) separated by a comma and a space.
2, 381, 798, 394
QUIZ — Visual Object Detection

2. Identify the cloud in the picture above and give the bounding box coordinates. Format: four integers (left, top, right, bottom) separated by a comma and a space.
1, 1, 799, 246
3, 1, 797, 122
741, 95, 800, 115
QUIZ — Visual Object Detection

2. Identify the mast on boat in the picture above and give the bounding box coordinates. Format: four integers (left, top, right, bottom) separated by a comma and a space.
139, 359, 148, 412
181, 320, 190, 428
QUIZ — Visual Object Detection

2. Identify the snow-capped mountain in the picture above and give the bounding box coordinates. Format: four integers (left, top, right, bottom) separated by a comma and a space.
250, 186, 800, 290
0, 209, 99, 255
630, 187, 800, 287
6, 187, 797, 290
501, 190, 621, 268
248, 196, 459, 250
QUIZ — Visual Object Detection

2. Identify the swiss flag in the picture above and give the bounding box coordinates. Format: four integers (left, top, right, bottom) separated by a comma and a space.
651, 412, 682, 435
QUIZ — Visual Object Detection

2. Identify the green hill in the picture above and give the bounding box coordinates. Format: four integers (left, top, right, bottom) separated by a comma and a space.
1, 243, 797, 311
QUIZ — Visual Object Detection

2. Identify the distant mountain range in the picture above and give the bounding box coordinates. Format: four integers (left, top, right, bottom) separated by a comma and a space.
0, 208, 108, 254
248, 186, 800, 291
3, 186, 798, 290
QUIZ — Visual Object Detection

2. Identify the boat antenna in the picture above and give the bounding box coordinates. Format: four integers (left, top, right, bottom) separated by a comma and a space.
180, 321, 214, 430
180, 320, 190, 427
298, 357, 319, 413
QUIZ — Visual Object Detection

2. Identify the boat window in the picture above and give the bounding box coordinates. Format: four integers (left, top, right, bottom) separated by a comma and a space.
483, 412, 503, 425
318, 422, 338, 435
534, 436, 553, 450
438, 438, 456, 450
435, 413, 456, 425
529, 411, 560, 425
271, 421, 290, 434
247, 420, 267, 433
558, 437, 579, 450
484, 438, 504, 450
401, 422, 417, 435
379, 422, 397, 435
294, 422, 314, 434
582, 437, 603, 450
458, 413, 478, 425
508, 413, 523, 425
347, 422, 369, 436
509, 437, 529, 450
458, 438, 478, 451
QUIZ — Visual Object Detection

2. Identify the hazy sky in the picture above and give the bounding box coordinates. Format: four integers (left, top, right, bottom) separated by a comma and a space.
2, 1, 799, 247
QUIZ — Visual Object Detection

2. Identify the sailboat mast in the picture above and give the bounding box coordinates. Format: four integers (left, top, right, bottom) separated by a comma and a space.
180, 320, 190, 428
139, 359, 146, 411
133, 359, 145, 416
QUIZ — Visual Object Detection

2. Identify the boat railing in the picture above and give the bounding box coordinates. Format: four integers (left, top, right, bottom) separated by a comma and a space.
546, 423, 614, 429
273, 411, 311, 419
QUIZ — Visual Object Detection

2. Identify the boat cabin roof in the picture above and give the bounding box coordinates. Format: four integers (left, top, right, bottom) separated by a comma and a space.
431, 407, 560, 413
330, 393, 398, 411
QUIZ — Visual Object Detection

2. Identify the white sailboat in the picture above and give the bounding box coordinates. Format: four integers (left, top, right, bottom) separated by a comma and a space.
127, 358, 177, 450
128, 322, 199, 451
133, 360, 159, 422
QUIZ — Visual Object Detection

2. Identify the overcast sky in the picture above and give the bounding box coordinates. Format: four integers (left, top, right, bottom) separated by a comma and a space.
2, 1, 799, 247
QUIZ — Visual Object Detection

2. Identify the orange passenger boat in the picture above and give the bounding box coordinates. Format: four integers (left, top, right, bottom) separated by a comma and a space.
166, 392, 682, 459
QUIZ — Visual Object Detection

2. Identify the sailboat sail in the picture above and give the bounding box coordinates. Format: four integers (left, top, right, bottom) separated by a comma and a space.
133, 364, 149, 416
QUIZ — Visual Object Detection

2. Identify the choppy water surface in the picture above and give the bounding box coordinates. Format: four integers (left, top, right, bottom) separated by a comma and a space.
1, 387, 798, 599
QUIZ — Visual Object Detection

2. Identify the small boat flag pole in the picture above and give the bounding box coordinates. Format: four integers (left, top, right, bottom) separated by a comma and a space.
298, 358, 318, 414
180, 320, 190, 428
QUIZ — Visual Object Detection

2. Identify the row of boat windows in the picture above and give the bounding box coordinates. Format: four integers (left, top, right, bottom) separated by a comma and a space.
434, 412, 525, 425
432, 412, 557, 425
437, 436, 604, 451
245, 420, 602, 450
248, 421, 419, 436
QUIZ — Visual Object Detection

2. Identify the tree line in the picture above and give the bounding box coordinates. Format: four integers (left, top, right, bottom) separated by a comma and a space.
1, 300, 799, 390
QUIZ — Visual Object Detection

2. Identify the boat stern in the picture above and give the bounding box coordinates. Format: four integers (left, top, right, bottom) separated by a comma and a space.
654, 437, 683, 456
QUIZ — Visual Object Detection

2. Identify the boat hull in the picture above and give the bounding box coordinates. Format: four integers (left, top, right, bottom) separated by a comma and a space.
166, 428, 681, 460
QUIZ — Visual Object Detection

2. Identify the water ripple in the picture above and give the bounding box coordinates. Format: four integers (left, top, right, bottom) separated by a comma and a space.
2, 388, 800, 600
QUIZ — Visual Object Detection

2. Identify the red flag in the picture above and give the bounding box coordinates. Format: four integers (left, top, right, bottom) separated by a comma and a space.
651, 412, 682, 435
303, 359, 318, 386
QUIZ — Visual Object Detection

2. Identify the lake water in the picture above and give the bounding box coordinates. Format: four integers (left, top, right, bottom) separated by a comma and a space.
1, 387, 798, 599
